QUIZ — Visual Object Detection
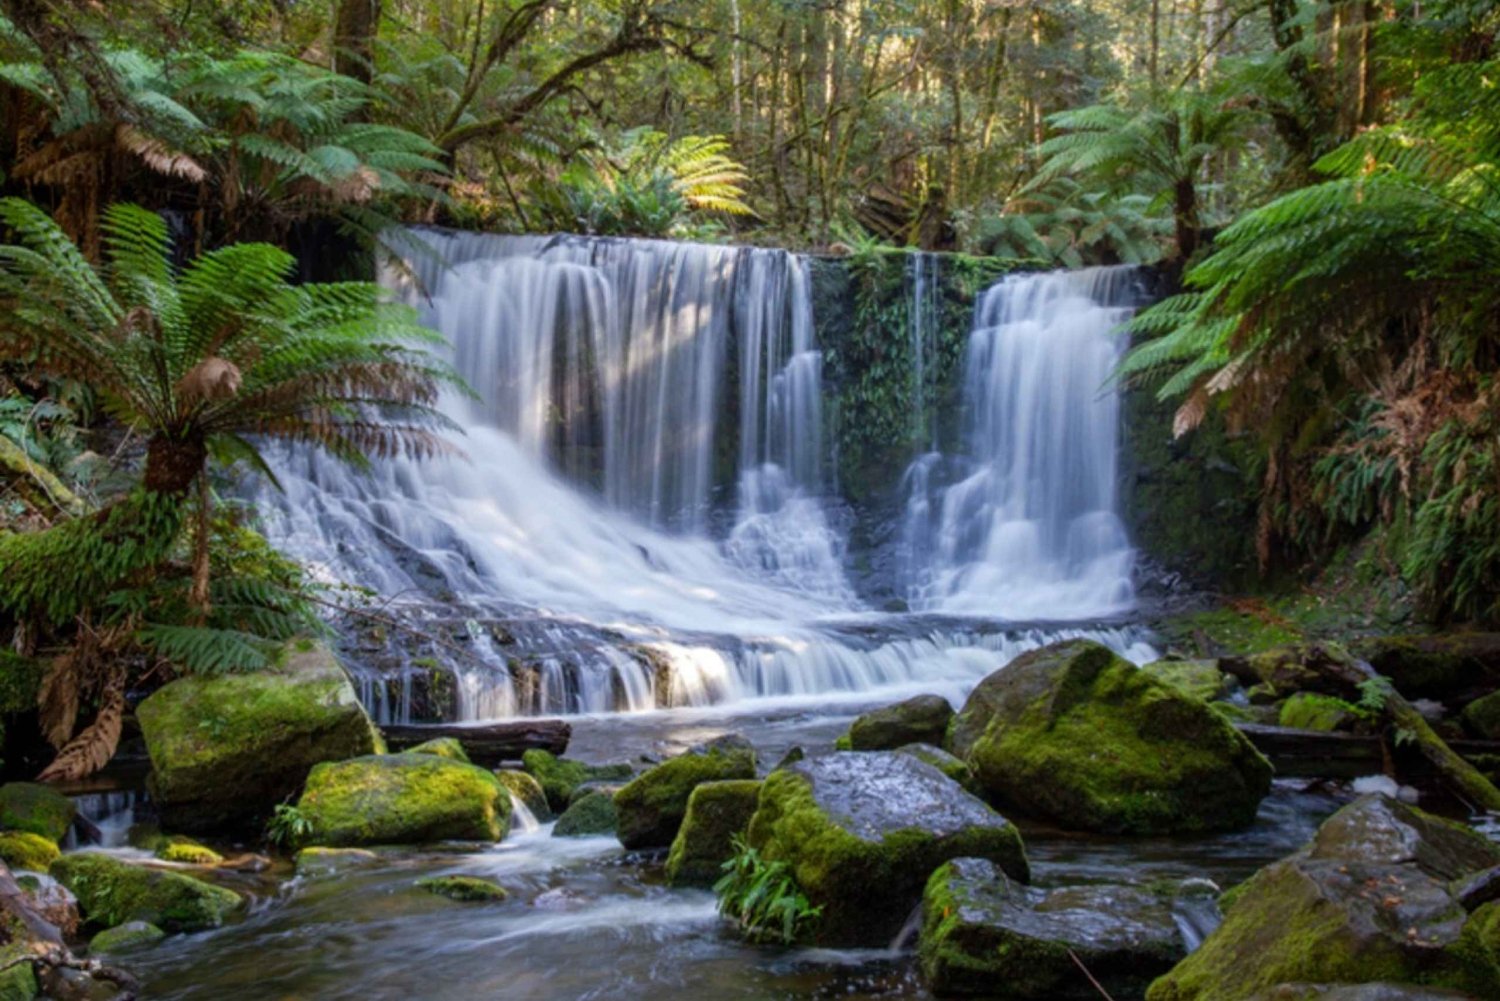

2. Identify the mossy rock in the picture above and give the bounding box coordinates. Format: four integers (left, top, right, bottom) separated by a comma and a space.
920, 857, 1186, 998
1246, 985, 1478, 1000
894, 743, 977, 792
1279, 693, 1361, 732
0, 832, 59, 872
567, 781, 625, 806
847, 695, 954, 751
1140, 659, 1233, 702
1222, 643, 1360, 699
951, 640, 1272, 835
51, 852, 243, 932
833, 733, 852, 751
416, 875, 507, 902
496, 770, 551, 822
552, 791, 617, 838
664, 779, 761, 886
138, 641, 384, 833
90, 920, 166, 954
747, 751, 1029, 947
0, 941, 36, 1001
297, 753, 510, 846
0, 783, 75, 842
1462, 691, 1500, 741
521, 750, 633, 814
293, 846, 379, 878
1354, 633, 1500, 700
155, 837, 223, 866
615, 735, 756, 850
405, 737, 471, 763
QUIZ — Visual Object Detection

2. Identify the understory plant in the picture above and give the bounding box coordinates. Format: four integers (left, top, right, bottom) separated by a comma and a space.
714, 835, 821, 945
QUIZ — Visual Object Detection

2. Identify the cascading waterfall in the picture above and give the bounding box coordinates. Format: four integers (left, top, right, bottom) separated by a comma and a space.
908, 252, 941, 448
253, 232, 1151, 721
899, 266, 1140, 619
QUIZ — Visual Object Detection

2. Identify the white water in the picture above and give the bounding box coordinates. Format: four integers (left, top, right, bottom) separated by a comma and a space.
253, 232, 1150, 720
900, 267, 1139, 619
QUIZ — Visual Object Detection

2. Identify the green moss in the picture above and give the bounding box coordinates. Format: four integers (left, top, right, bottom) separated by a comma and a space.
833, 733, 852, 751
405, 737, 471, 763
614, 739, 756, 849
0, 783, 75, 842
664, 779, 761, 886
1153, 608, 1304, 658
1463, 691, 1500, 740
51, 852, 243, 932
416, 875, 507, 902
0, 941, 36, 1001
89, 920, 166, 953
894, 743, 977, 791
297, 753, 510, 846
1449, 899, 1500, 997
1140, 659, 1232, 702
847, 695, 954, 751
0, 652, 43, 713
1278, 693, 1360, 732
0, 831, 58, 872
155, 837, 223, 865
495, 769, 551, 821
552, 790, 616, 837
293, 846, 379, 877
521, 750, 632, 813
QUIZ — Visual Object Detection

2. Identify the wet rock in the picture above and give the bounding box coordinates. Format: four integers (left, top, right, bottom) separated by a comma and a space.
1248, 985, 1479, 1000
89, 920, 165, 954
1451, 864, 1500, 911
1141, 659, 1233, 702
496, 769, 551, 821
552, 790, 616, 837
664, 779, 761, 886
895, 744, 977, 791
521, 750, 633, 814
417, 875, 507, 902
920, 857, 1186, 998
51, 852, 243, 933
1145, 795, 1500, 1001
951, 639, 1272, 835
406, 737, 471, 763
0, 782, 76, 842
0, 831, 59, 872
138, 641, 384, 833
746, 751, 1029, 946
1220, 643, 1361, 698
16, 872, 78, 938
1279, 693, 1361, 732
1462, 690, 1500, 740
615, 735, 756, 850
846, 695, 954, 751
293, 846, 379, 878
297, 752, 511, 846
1353, 633, 1500, 700
567, 781, 625, 806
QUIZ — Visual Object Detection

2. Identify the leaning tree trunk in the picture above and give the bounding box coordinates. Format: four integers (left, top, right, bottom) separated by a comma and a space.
334, 0, 381, 87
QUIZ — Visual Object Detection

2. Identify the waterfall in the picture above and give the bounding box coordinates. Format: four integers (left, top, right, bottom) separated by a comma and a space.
908, 252, 941, 448
900, 267, 1140, 619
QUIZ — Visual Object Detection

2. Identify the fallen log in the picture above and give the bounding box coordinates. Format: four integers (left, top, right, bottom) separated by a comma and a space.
1236, 724, 1500, 781
381, 719, 570, 764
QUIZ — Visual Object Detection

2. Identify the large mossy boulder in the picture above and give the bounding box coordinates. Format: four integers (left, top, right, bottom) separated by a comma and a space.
552, 791, 617, 837
51, 853, 242, 932
521, 750, 632, 814
950, 640, 1272, 835
296, 753, 510, 846
920, 857, 1187, 998
664, 779, 761, 886
0, 783, 75, 842
846, 695, 954, 751
614, 735, 756, 850
746, 751, 1029, 946
1145, 795, 1500, 1001
138, 641, 383, 833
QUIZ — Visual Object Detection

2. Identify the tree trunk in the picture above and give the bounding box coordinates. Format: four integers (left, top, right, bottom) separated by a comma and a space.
190, 471, 212, 616
143, 434, 206, 497
334, 0, 381, 86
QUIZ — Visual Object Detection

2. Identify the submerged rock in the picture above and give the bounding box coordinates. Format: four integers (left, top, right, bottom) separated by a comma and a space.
950, 639, 1272, 835
521, 750, 632, 814
293, 846, 379, 878
52, 853, 243, 933
921, 857, 1186, 998
846, 695, 954, 751
1145, 795, 1500, 1001
138, 641, 383, 833
496, 770, 551, 822
0, 831, 59, 872
90, 920, 166, 954
664, 779, 761, 886
746, 751, 1029, 946
417, 875, 507, 902
0, 782, 76, 842
615, 735, 756, 850
297, 753, 510, 846
405, 737, 471, 763
552, 791, 617, 837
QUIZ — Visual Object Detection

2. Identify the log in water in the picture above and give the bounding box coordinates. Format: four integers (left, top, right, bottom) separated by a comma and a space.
382, 719, 571, 764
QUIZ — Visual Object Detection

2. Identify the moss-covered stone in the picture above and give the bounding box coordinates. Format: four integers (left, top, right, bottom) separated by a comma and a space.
496, 769, 551, 822
847, 695, 954, 751
155, 837, 223, 866
615, 735, 756, 850
1279, 693, 1361, 732
293, 846, 379, 878
297, 752, 510, 846
920, 857, 1185, 998
138, 641, 383, 833
51, 852, 243, 932
833, 733, 852, 751
89, 920, 166, 953
664, 779, 761, 886
1354, 633, 1500, 700
895, 743, 977, 791
1462, 691, 1500, 741
0, 783, 75, 842
1140, 659, 1233, 702
405, 737, 471, 763
747, 752, 1029, 947
552, 790, 617, 837
1223, 643, 1359, 699
521, 750, 632, 814
0, 832, 59, 872
951, 640, 1272, 835
416, 875, 507, 902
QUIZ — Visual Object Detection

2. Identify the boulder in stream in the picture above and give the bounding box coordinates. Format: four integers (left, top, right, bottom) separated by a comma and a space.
746, 751, 1029, 946
920, 857, 1189, 998
51, 852, 243, 933
845, 695, 955, 751
615, 735, 756, 849
1140, 658, 1234, 702
496, 769, 551, 822
521, 750, 633, 814
950, 639, 1272, 835
0, 782, 76, 842
417, 875, 507, 902
297, 752, 511, 846
665, 779, 761, 886
138, 641, 384, 833
0, 831, 59, 872
90, 920, 166, 954
552, 790, 617, 837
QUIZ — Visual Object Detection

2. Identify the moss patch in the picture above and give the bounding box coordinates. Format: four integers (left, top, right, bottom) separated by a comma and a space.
297, 753, 510, 846
1279, 693, 1361, 732
521, 750, 632, 814
0, 783, 75, 842
52, 852, 243, 932
405, 737, 471, 763
496, 769, 551, 821
0, 832, 58, 872
1463, 691, 1500, 740
552, 790, 617, 838
90, 920, 166, 954
614, 737, 756, 850
416, 875, 507, 902
155, 837, 223, 866
1140, 659, 1232, 702
665, 779, 761, 886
